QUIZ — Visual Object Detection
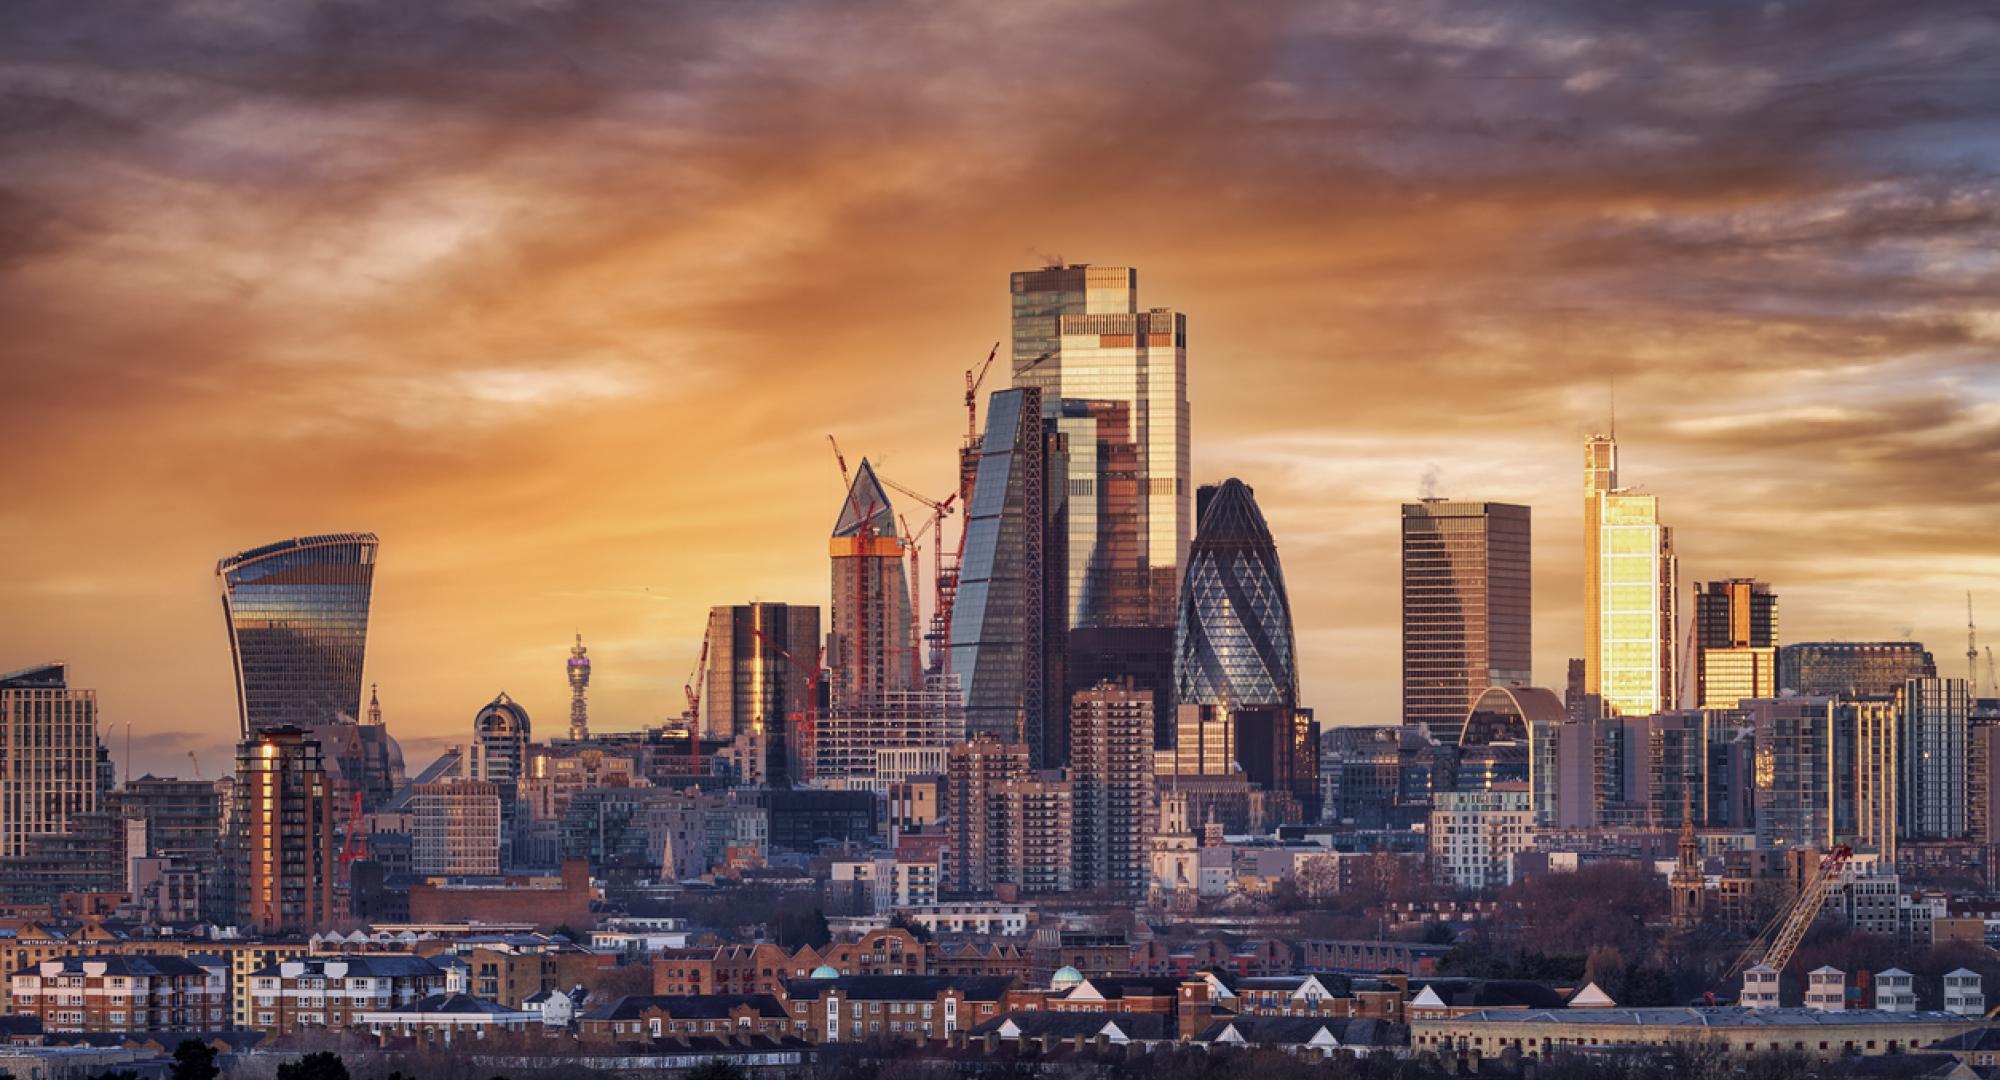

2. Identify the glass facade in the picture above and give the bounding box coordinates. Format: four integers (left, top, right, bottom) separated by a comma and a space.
949, 388, 1069, 762
1899, 677, 1970, 841
1749, 696, 1832, 849
1693, 580, 1777, 709
1780, 641, 1937, 696
1582, 436, 1677, 716
0, 663, 110, 860
1400, 500, 1532, 746
217, 533, 378, 737
703, 602, 821, 784
1010, 265, 1188, 630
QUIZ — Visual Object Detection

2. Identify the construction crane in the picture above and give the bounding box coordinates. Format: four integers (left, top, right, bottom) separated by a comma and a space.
680, 638, 710, 776
186, 751, 201, 780
964, 342, 999, 448
1988, 647, 1998, 702
738, 618, 825, 783
880, 475, 957, 677
1970, 593, 1981, 697
1722, 844, 1854, 993
338, 789, 368, 869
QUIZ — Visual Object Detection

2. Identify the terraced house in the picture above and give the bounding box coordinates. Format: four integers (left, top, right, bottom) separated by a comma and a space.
8, 955, 225, 1033
247, 955, 446, 1035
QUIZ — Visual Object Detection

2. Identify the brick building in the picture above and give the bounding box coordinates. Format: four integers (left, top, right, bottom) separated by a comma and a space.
8, 954, 225, 1033
246, 955, 447, 1035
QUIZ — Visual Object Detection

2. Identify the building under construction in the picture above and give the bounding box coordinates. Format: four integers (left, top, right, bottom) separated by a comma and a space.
829, 458, 915, 710
813, 674, 965, 791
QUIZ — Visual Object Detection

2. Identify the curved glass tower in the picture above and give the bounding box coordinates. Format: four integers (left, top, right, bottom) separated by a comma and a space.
217, 533, 378, 737
1175, 480, 1296, 709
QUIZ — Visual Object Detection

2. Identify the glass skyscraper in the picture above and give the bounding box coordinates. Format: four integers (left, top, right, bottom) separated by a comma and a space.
1583, 435, 1678, 716
217, 533, 379, 737
1693, 579, 1778, 709
0, 662, 111, 860
950, 387, 1069, 764
1174, 479, 1315, 812
703, 602, 822, 785
1010, 264, 1189, 629
1780, 641, 1937, 697
1400, 500, 1532, 746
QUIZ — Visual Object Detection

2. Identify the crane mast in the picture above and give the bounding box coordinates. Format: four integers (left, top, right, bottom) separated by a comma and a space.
1723, 844, 1854, 994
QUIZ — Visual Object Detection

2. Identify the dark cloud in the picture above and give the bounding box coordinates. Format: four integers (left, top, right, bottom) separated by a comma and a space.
0, 0, 1996, 732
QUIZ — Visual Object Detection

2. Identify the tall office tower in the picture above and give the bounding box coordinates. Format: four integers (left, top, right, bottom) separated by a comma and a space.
1693, 579, 1779, 709
217, 533, 378, 736
0, 663, 111, 860
1069, 680, 1158, 897
1898, 678, 1970, 841
951, 387, 1070, 763
1781, 642, 1938, 697
702, 603, 822, 785
470, 692, 530, 863
230, 726, 335, 934
409, 780, 503, 876
1010, 264, 1189, 628
1582, 435, 1678, 716
830, 459, 915, 708
1400, 500, 1533, 746
1748, 697, 1832, 850
1830, 697, 1899, 859
566, 634, 591, 740
1175, 480, 1312, 811
1055, 397, 1178, 747
943, 737, 1028, 896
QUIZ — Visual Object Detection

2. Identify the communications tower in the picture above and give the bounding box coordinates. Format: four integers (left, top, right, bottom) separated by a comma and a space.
567, 633, 591, 740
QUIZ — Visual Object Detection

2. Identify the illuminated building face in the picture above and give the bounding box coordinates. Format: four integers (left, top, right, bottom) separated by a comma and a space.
1582, 438, 1677, 716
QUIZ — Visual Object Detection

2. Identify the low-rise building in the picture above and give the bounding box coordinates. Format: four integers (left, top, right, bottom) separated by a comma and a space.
781, 974, 1014, 1043
246, 955, 447, 1035
8, 955, 225, 1033
358, 992, 539, 1043
1411, 1006, 1982, 1061
579, 993, 796, 1042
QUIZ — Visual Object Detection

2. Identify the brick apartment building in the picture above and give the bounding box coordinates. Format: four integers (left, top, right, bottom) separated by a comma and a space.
8, 955, 225, 1033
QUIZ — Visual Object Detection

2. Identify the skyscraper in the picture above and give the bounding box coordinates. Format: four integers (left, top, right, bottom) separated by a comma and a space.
470, 692, 530, 863
1899, 677, 1970, 841
1175, 479, 1314, 814
1400, 500, 1532, 746
830, 459, 914, 709
1749, 696, 1831, 850
410, 780, 502, 877
1010, 264, 1189, 628
231, 726, 335, 934
1830, 697, 1899, 860
944, 736, 1027, 896
0, 662, 111, 860
1693, 579, 1778, 709
1069, 680, 1157, 898
217, 533, 378, 736
1582, 436, 1678, 716
566, 634, 591, 740
950, 387, 1069, 762
702, 603, 822, 784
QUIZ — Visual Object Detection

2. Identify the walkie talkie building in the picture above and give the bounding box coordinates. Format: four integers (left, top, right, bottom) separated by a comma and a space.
217, 533, 378, 738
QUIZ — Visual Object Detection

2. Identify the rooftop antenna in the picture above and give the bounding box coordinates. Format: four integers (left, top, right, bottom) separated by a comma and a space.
1609, 372, 1617, 440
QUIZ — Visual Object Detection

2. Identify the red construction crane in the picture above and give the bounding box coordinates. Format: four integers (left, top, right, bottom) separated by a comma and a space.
964, 342, 999, 445
338, 789, 367, 868
680, 637, 710, 776
879, 474, 957, 677
737, 618, 826, 783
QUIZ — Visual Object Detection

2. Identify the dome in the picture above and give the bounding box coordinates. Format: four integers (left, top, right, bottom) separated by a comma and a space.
475, 691, 532, 737
1051, 965, 1083, 990
811, 964, 839, 980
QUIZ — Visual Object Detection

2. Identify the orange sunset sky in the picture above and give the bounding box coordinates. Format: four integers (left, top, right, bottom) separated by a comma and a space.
3, 1, 1998, 777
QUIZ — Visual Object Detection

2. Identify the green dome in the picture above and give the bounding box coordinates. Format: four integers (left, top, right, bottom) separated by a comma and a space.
1051, 965, 1084, 989
811, 964, 839, 979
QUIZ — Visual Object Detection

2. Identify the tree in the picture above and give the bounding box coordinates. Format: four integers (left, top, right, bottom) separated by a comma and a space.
684, 1061, 746, 1080
277, 1051, 349, 1080
889, 912, 933, 943
172, 1040, 219, 1080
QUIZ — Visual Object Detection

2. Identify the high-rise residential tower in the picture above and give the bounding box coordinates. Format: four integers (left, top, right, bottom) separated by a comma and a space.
702, 603, 822, 784
1582, 436, 1678, 716
0, 662, 112, 860
1400, 500, 1532, 746
1175, 480, 1316, 815
830, 459, 914, 709
230, 726, 336, 934
217, 533, 378, 736
1693, 579, 1779, 709
1898, 677, 1970, 841
1009, 264, 1189, 628
1069, 680, 1157, 898
566, 634, 591, 740
470, 692, 530, 863
950, 387, 1069, 763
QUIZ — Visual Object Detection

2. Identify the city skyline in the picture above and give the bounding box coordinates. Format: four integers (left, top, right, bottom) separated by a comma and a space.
4, 3, 2000, 778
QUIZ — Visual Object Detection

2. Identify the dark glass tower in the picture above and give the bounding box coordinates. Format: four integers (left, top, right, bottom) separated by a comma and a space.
1400, 500, 1532, 746
1174, 479, 1314, 812
950, 386, 1069, 764
217, 533, 378, 738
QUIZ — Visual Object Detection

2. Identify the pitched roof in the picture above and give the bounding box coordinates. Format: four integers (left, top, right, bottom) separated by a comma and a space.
782, 975, 1013, 1002
249, 955, 442, 980
375, 993, 527, 1017
16, 955, 209, 980
831, 459, 897, 539
581, 994, 789, 1021
968, 1011, 1173, 1041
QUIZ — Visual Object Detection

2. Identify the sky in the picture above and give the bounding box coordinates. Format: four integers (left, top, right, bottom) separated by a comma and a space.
3, 0, 1999, 779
